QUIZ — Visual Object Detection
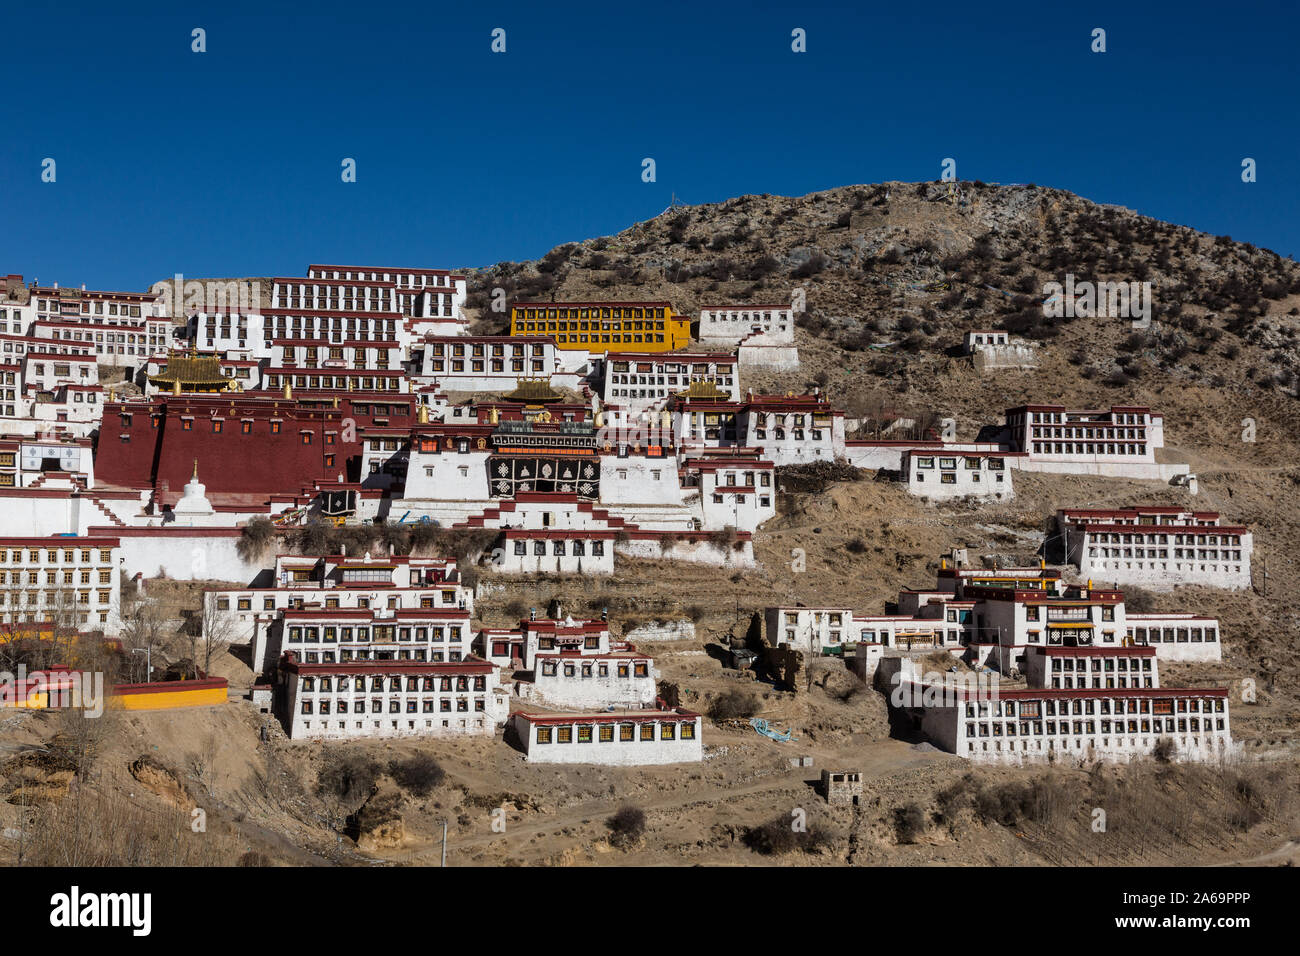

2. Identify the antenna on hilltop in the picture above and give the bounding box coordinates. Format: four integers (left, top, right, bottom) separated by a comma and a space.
659, 192, 689, 217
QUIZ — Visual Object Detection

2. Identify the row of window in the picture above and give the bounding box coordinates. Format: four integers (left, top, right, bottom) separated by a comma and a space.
262, 373, 403, 391
301, 697, 486, 715
538, 659, 648, 678
0, 591, 113, 606
1031, 443, 1148, 456
1050, 677, 1154, 689
517, 307, 668, 320
271, 293, 395, 310
216, 589, 460, 611
915, 457, 1006, 471
1088, 530, 1243, 544
0, 570, 112, 585
1127, 626, 1218, 643
301, 674, 485, 692
430, 343, 545, 357
35, 299, 150, 318
914, 472, 1007, 486
1026, 412, 1147, 425
307, 270, 457, 287
966, 717, 1225, 738
296, 649, 461, 663
550, 333, 668, 345
287, 624, 464, 643
1025, 606, 1115, 621
0, 548, 114, 564
1029, 427, 1147, 441
968, 735, 1228, 754
965, 696, 1224, 718
510, 540, 606, 557
1049, 656, 1151, 672
534, 721, 695, 744
427, 359, 545, 374
704, 311, 791, 322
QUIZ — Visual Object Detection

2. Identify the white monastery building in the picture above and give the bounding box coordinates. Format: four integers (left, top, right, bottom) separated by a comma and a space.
509, 708, 703, 765
1056, 506, 1252, 590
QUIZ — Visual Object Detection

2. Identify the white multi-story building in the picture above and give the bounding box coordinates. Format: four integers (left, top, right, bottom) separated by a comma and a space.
202, 553, 473, 677
1056, 506, 1252, 591
0, 535, 122, 632
495, 529, 617, 575
681, 453, 776, 530
698, 303, 795, 346
306, 264, 467, 330
904, 448, 1016, 500
1023, 644, 1158, 691
0, 346, 105, 438
26, 285, 170, 367
766, 607, 856, 653
410, 336, 561, 392
509, 708, 702, 765
912, 682, 1232, 766
889, 644, 1233, 766
602, 351, 738, 411
281, 652, 506, 740
671, 391, 846, 465
1003, 404, 1187, 480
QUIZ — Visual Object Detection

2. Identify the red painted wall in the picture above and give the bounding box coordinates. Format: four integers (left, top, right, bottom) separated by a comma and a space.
96, 394, 413, 499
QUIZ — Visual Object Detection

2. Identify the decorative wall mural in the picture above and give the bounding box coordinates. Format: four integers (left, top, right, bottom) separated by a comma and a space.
487, 456, 600, 499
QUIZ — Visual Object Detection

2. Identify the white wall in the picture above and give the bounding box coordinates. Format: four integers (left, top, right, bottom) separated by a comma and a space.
111, 531, 259, 581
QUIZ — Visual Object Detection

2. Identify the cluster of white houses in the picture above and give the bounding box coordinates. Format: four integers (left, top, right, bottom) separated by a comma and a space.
774, 557, 1236, 765
202, 554, 700, 762
772, 561, 1226, 668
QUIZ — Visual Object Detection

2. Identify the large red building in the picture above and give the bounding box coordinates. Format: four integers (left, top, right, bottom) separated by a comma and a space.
95, 392, 416, 506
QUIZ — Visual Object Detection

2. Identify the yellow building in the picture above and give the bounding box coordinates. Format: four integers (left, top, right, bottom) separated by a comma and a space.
510, 301, 690, 352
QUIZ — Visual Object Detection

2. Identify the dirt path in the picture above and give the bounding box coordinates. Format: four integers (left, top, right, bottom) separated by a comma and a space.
1215, 839, 1299, 867
395, 739, 947, 863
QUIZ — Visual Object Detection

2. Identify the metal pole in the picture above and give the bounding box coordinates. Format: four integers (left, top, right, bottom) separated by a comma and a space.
441, 818, 447, 867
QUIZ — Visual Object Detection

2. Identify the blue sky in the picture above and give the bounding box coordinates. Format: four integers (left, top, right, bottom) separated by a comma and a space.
2, 0, 1297, 290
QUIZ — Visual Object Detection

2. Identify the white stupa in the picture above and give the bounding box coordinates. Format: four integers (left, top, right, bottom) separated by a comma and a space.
172, 459, 217, 525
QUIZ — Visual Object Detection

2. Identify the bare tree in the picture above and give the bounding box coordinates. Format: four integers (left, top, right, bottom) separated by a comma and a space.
118, 593, 169, 683
198, 595, 237, 674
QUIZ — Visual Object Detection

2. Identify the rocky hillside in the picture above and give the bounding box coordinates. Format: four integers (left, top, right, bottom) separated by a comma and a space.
465, 181, 1300, 445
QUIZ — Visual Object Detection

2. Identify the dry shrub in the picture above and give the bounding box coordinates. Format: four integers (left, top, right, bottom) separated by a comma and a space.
744, 813, 837, 855
708, 689, 759, 721
893, 803, 927, 844
607, 805, 647, 849
388, 753, 446, 797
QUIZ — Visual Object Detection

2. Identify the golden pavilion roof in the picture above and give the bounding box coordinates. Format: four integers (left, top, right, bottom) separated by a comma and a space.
677, 380, 730, 400
501, 377, 564, 403
148, 350, 235, 389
